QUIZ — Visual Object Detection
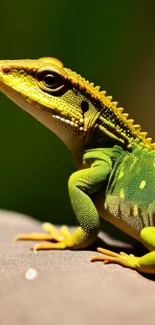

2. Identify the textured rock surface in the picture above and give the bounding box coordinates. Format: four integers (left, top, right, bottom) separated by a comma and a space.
0, 210, 154, 325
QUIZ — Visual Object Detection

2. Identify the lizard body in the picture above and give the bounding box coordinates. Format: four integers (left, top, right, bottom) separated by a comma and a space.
0, 57, 155, 273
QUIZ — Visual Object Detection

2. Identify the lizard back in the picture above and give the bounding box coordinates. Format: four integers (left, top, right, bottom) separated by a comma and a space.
105, 146, 155, 234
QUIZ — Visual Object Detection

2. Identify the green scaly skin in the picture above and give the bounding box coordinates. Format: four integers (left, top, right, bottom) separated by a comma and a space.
0, 56, 155, 274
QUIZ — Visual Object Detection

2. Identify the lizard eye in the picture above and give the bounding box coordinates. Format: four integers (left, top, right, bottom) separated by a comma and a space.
43, 73, 62, 89
37, 68, 68, 95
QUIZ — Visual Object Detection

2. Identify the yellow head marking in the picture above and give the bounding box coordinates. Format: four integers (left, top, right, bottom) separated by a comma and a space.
38, 57, 64, 68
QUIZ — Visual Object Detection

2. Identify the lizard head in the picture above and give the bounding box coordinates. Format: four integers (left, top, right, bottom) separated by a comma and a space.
0, 57, 102, 156
0, 56, 154, 157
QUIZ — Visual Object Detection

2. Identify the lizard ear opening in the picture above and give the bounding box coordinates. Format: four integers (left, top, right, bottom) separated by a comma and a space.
81, 99, 89, 113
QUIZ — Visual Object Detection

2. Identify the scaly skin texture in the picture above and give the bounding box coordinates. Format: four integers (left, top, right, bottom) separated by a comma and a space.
0, 56, 155, 274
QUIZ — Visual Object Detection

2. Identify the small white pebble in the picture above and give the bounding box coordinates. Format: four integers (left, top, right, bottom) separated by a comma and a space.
25, 268, 38, 280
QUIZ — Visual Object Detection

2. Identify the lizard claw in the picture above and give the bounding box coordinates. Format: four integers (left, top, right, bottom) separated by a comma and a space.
13, 223, 71, 251
90, 247, 139, 270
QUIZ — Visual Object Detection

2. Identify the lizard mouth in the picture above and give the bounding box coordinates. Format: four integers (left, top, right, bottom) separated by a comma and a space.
52, 113, 86, 131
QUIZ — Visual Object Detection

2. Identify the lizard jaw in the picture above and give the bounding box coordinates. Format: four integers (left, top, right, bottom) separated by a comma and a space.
52, 114, 85, 131
0, 74, 85, 152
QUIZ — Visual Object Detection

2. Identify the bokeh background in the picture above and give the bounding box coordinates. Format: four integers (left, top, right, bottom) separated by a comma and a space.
0, 1, 155, 234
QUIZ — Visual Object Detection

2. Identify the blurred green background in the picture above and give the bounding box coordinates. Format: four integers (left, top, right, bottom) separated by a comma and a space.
0, 0, 155, 231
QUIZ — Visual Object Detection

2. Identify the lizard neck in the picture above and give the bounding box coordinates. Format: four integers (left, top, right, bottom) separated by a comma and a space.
85, 104, 144, 152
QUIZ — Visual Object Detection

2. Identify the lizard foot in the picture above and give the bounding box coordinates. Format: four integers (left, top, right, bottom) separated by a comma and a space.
13, 223, 71, 251
90, 247, 140, 270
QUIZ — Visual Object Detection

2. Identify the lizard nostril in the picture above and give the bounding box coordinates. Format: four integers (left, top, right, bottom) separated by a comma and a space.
1, 65, 12, 74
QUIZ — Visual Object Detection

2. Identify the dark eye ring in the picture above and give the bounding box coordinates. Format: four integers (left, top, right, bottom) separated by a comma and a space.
37, 69, 68, 95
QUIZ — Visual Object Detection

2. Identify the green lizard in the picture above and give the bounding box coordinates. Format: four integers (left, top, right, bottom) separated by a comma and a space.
0, 57, 155, 274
